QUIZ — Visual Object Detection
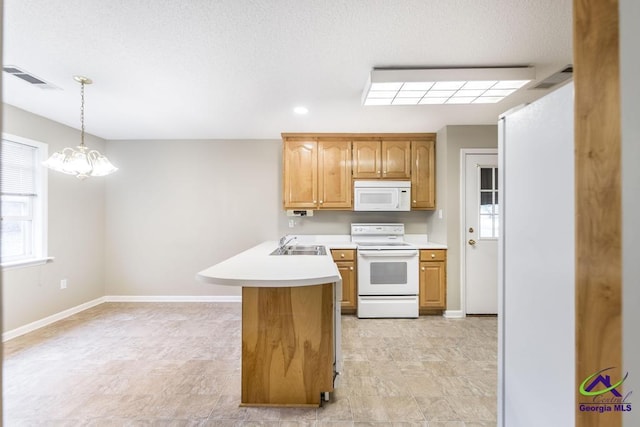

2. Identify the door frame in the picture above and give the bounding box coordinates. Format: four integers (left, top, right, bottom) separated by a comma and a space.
459, 148, 498, 317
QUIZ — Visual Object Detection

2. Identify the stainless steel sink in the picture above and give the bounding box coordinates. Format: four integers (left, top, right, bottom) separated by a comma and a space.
270, 245, 327, 256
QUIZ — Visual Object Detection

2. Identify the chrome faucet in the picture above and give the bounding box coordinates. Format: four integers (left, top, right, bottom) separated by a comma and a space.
278, 235, 297, 248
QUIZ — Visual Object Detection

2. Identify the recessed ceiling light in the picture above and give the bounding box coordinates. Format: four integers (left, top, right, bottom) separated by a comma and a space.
362, 67, 535, 106
293, 106, 309, 115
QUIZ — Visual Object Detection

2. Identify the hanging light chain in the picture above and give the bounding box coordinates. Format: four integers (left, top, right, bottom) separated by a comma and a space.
80, 79, 86, 147
42, 75, 118, 178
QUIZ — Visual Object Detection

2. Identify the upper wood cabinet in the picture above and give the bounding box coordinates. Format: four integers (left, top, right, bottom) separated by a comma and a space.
283, 138, 318, 209
282, 133, 435, 211
283, 137, 352, 210
382, 140, 411, 178
352, 140, 381, 178
411, 139, 436, 210
318, 140, 352, 209
352, 140, 411, 179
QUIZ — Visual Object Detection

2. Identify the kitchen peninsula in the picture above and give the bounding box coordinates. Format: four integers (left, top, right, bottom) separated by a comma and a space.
196, 241, 342, 407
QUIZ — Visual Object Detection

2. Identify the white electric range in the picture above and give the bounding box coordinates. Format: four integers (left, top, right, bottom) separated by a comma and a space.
351, 223, 419, 318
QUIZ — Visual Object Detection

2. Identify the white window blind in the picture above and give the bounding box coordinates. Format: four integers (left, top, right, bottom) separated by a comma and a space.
1, 140, 37, 196
1, 135, 48, 267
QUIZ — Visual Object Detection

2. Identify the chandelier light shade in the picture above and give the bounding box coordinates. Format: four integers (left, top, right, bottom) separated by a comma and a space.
43, 76, 118, 179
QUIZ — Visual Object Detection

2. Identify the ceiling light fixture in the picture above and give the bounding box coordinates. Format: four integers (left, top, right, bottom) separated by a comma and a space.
362, 67, 535, 106
43, 76, 118, 179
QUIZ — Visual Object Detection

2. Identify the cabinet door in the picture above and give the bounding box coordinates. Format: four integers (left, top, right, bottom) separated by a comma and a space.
411, 140, 436, 209
353, 140, 382, 178
318, 140, 352, 209
382, 140, 411, 178
283, 139, 318, 209
419, 261, 446, 310
336, 261, 357, 313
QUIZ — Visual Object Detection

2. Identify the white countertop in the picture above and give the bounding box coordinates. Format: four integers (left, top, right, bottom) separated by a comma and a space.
196, 241, 341, 287
289, 234, 447, 250
196, 235, 447, 288
404, 234, 448, 250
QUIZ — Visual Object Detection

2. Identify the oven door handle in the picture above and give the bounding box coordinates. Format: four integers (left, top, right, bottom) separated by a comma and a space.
358, 250, 418, 257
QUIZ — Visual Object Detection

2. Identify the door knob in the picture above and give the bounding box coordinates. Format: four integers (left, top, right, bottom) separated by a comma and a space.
468, 239, 477, 246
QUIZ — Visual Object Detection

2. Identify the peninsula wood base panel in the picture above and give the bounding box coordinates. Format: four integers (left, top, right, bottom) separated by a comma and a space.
241, 283, 334, 407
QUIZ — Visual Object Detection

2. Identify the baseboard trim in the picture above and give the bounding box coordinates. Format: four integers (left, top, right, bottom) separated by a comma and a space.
3, 295, 242, 342
443, 310, 465, 319
103, 295, 242, 303
2, 296, 106, 342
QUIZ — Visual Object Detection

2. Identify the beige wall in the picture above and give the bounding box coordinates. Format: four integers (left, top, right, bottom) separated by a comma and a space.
2, 104, 106, 331
103, 139, 434, 297
104, 139, 283, 297
279, 210, 432, 236
2, 109, 494, 330
427, 125, 498, 312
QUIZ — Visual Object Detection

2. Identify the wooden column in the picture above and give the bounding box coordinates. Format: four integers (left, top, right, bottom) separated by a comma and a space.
574, 0, 622, 426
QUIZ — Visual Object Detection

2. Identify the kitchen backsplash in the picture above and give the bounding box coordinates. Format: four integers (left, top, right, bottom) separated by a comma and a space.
277, 210, 435, 236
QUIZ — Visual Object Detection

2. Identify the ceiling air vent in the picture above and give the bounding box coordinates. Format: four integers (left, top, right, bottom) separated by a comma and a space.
530, 65, 573, 90
3, 65, 59, 89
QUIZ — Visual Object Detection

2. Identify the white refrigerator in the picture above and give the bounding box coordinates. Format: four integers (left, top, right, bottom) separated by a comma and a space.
498, 82, 575, 426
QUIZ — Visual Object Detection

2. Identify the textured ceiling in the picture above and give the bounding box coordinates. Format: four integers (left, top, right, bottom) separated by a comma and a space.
3, 0, 572, 140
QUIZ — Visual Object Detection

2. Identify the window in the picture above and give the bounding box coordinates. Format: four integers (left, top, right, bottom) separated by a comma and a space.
1, 134, 48, 267
479, 166, 499, 239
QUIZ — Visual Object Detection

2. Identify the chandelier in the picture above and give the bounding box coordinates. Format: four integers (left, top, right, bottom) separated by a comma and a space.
43, 76, 118, 179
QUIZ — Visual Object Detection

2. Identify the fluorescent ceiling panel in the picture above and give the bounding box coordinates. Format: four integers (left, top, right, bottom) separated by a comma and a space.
362, 67, 535, 106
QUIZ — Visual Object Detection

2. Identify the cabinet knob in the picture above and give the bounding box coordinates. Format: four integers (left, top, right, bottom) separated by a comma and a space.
421, 267, 425, 271
431, 253, 436, 258
377, 170, 381, 174
350, 266, 353, 270
413, 200, 417, 203
313, 200, 317, 203
320, 200, 323, 204
383, 170, 387, 173
340, 253, 345, 258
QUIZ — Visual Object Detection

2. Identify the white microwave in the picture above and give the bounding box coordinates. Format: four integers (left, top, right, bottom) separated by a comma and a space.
353, 181, 411, 211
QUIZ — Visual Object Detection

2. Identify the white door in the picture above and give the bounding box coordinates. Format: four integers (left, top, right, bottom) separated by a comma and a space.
464, 152, 498, 314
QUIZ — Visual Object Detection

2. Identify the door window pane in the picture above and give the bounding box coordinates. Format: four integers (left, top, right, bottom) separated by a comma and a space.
478, 166, 499, 238
480, 168, 493, 189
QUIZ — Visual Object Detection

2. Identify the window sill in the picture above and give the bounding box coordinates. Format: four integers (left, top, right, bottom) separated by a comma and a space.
1, 257, 55, 271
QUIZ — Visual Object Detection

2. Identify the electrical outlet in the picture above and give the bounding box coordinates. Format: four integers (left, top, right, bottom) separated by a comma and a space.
60, 279, 67, 289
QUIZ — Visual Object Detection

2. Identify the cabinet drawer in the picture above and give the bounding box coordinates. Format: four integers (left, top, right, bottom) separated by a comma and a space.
420, 249, 446, 261
331, 249, 355, 261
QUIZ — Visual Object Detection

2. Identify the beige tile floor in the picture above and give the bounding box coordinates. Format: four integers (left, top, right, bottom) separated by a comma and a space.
3, 302, 497, 426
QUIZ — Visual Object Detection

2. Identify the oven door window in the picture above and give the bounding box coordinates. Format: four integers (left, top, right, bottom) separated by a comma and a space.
370, 261, 408, 285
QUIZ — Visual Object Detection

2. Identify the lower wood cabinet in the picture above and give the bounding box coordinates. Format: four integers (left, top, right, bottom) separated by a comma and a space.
241, 284, 334, 406
331, 249, 357, 313
419, 249, 447, 312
